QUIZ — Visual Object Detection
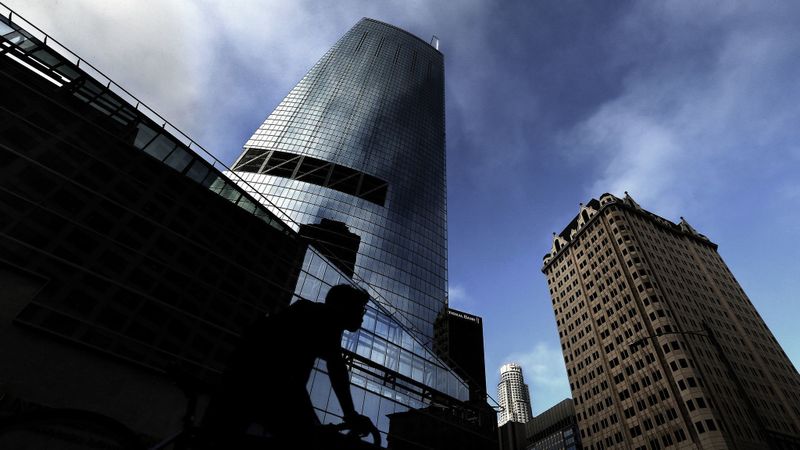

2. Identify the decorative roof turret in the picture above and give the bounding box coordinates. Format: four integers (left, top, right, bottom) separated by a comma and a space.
543, 192, 718, 272
577, 202, 598, 230
678, 217, 695, 234
623, 191, 641, 210
599, 193, 618, 206
551, 232, 568, 255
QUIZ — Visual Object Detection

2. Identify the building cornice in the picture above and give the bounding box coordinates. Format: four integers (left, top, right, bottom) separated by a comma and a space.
361, 18, 443, 55
541, 193, 717, 273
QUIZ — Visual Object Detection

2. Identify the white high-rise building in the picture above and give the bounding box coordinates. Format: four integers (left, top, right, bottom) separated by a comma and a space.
498, 363, 533, 426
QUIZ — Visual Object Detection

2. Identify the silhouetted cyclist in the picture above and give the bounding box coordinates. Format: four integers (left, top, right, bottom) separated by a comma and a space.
203, 284, 377, 448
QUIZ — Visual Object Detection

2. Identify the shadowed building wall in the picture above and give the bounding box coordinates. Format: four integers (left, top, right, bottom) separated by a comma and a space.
498, 399, 580, 450
0, 14, 306, 438
299, 218, 361, 278
524, 399, 580, 450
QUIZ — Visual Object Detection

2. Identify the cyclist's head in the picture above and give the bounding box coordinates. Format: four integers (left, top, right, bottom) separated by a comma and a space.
325, 284, 369, 331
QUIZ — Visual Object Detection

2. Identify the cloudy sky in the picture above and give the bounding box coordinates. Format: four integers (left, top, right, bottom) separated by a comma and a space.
9, 0, 800, 414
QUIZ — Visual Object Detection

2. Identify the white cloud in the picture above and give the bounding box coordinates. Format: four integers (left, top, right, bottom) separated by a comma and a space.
4, 0, 211, 130
563, 1, 800, 219
4, 0, 491, 163
447, 284, 472, 309
503, 342, 571, 415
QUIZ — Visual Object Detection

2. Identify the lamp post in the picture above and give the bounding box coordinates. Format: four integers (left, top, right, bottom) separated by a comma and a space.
629, 322, 776, 449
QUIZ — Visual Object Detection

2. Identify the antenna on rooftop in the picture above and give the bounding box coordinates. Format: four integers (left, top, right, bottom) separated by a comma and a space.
430, 35, 440, 50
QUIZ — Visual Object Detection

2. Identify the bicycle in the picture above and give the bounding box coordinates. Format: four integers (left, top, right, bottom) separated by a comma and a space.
0, 408, 380, 450
152, 366, 382, 449
0, 367, 381, 449
0, 407, 145, 449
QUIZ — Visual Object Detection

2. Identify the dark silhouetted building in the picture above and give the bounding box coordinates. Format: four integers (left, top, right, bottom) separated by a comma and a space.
435, 307, 488, 403
543, 193, 800, 449
431, 307, 498, 449
499, 399, 580, 450
299, 218, 361, 278
0, 10, 306, 440
388, 404, 497, 450
524, 399, 579, 450
499, 421, 528, 450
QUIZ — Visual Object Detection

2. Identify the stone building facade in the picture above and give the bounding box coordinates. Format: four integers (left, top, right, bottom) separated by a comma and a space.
542, 193, 800, 449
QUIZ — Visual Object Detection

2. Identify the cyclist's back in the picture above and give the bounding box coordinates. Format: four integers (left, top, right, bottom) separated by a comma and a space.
202, 285, 376, 448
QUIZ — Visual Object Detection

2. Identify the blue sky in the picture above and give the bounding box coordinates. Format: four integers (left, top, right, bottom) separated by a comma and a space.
11, 0, 800, 415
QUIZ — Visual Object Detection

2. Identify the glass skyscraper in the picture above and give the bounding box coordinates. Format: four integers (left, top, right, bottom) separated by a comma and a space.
231, 18, 447, 344
226, 19, 491, 447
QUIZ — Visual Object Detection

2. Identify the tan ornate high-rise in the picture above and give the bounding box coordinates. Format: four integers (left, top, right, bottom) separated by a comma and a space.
542, 193, 800, 449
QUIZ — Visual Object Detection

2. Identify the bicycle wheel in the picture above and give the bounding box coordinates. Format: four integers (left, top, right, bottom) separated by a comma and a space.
0, 408, 144, 450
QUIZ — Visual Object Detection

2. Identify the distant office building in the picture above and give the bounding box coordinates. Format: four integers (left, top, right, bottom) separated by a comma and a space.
432, 307, 498, 449
542, 193, 800, 449
498, 399, 580, 450
435, 307, 489, 403
499, 420, 528, 450
525, 399, 580, 450
388, 404, 498, 450
498, 363, 533, 426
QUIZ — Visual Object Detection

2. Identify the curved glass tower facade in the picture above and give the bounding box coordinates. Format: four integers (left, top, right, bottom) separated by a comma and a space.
232, 18, 447, 343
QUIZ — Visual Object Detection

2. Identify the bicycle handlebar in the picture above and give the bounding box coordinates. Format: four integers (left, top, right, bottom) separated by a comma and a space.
326, 422, 382, 448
